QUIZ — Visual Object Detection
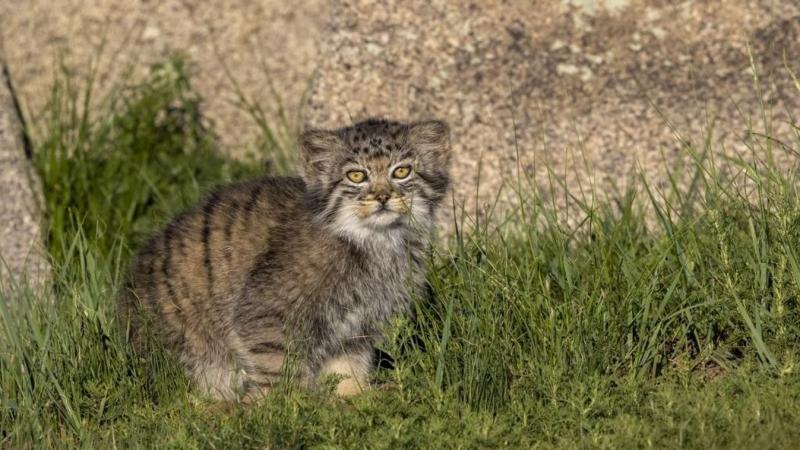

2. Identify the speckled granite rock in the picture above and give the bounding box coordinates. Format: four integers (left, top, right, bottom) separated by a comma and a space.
0, 58, 49, 291
0, 0, 328, 157
305, 0, 800, 223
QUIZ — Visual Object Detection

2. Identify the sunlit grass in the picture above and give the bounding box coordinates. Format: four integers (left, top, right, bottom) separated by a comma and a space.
0, 59, 798, 448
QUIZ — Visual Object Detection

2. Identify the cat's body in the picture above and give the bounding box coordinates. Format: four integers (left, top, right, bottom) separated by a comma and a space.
120, 119, 451, 400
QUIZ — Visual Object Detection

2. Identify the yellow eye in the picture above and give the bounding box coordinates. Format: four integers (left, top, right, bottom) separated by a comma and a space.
346, 170, 366, 183
392, 166, 411, 179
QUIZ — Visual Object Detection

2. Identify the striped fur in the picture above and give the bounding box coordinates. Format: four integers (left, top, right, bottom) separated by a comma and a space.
119, 118, 451, 400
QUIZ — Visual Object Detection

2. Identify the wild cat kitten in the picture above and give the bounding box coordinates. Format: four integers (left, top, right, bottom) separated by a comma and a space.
120, 118, 451, 400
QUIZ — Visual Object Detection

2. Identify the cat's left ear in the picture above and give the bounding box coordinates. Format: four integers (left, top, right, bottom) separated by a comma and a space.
407, 120, 451, 168
299, 129, 346, 184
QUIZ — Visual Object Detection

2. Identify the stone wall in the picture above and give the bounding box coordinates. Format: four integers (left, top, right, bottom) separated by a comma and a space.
305, 0, 800, 222
0, 0, 328, 156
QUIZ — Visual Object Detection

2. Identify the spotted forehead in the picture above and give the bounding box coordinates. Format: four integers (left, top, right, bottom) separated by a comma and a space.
339, 120, 409, 157
361, 155, 393, 171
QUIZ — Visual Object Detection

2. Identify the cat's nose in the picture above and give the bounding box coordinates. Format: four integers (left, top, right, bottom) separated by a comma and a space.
376, 193, 390, 204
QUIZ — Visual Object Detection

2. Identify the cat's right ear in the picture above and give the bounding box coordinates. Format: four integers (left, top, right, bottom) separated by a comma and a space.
299, 129, 346, 184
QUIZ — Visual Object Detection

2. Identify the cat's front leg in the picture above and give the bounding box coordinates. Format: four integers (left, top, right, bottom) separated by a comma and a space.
318, 349, 373, 396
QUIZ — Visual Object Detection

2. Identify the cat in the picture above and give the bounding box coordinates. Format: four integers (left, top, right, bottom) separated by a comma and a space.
119, 118, 451, 400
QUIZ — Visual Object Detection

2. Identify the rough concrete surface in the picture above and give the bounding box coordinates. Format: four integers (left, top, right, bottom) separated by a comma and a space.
0, 57, 49, 290
0, 0, 328, 156
305, 0, 800, 223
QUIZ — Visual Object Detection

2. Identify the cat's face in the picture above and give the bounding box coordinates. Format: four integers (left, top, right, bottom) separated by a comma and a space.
301, 119, 451, 242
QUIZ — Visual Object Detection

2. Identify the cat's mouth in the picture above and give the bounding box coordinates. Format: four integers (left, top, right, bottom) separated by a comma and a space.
352, 198, 411, 229
357, 200, 404, 215
371, 205, 399, 219
359, 204, 404, 229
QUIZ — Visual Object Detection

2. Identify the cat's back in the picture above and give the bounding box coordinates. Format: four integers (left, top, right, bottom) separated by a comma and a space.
122, 176, 307, 341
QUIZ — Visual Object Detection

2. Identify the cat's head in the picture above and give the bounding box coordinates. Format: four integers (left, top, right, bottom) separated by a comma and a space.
300, 118, 451, 242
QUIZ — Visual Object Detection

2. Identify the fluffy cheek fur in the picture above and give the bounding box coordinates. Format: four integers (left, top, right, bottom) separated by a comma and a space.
406, 194, 435, 229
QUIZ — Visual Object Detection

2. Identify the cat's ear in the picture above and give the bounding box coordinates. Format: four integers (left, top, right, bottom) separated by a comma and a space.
407, 120, 451, 168
299, 129, 346, 184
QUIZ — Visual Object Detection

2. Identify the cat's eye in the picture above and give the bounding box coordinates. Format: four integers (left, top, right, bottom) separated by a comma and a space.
392, 166, 412, 179
346, 170, 367, 183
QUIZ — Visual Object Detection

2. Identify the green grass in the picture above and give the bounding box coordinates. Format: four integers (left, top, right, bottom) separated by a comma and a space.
1, 59, 799, 448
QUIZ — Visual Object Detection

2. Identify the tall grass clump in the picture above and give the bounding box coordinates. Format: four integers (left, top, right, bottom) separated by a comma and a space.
407, 156, 800, 412
0, 59, 798, 448
1, 59, 262, 446
33, 59, 263, 274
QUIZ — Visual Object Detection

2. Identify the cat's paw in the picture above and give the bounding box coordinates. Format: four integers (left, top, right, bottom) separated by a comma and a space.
335, 377, 370, 397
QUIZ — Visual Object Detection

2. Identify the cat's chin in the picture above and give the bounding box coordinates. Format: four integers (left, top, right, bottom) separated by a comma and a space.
329, 210, 408, 247
363, 210, 405, 230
